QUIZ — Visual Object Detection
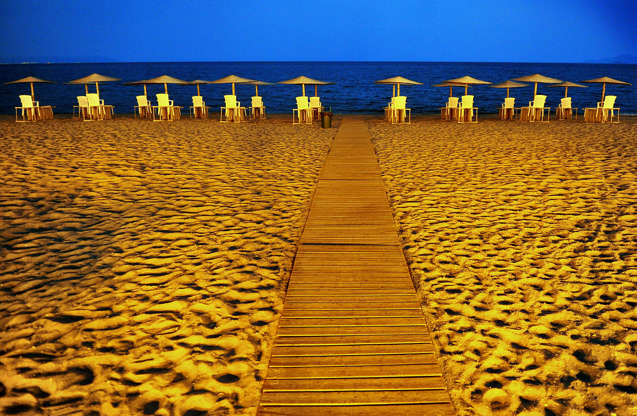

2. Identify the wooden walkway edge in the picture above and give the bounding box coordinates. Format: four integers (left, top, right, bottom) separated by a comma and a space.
257, 118, 456, 415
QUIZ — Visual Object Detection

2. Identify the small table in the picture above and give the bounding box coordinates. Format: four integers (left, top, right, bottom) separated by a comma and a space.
584, 108, 598, 122
38, 106, 54, 120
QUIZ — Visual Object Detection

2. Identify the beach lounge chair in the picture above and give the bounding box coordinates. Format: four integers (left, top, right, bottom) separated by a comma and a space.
293, 96, 312, 124
190, 96, 209, 119
391, 96, 411, 124
556, 97, 577, 120
499, 97, 516, 120
135, 95, 152, 119
73, 96, 89, 120
15, 94, 39, 122
309, 96, 322, 120
526, 95, 549, 122
441, 97, 459, 121
458, 95, 477, 123
596, 95, 619, 123
86, 93, 104, 120
251, 96, 266, 119
154, 93, 180, 121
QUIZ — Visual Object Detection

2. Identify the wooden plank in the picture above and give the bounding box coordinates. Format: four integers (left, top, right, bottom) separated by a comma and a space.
258, 118, 454, 415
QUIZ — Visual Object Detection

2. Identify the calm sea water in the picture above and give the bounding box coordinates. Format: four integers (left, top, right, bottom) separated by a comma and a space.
1, 62, 635, 115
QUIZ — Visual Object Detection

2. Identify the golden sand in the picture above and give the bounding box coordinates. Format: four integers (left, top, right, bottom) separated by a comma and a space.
0, 116, 335, 415
369, 116, 637, 415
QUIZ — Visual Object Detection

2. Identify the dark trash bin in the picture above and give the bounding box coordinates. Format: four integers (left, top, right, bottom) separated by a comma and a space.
321, 109, 332, 128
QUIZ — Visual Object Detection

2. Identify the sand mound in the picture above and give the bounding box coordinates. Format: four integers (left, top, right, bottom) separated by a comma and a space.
370, 118, 637, 416
0, 117, 335, 415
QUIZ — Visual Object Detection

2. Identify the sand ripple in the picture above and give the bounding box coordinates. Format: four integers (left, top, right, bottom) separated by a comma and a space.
370, 118, 637, 416
0, 117, 334, 415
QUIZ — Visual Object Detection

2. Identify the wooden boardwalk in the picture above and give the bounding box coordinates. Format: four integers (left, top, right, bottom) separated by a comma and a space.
258, 118, 455, 415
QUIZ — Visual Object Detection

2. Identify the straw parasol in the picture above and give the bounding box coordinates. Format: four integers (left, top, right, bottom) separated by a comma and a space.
278, 75, 332, 97
123, 79, 151, 96
443, 75, 492, 95
68, 73, 120, 99
375, 76, 422, 97
434, 82, 465, 97
490, 80, 528, 98
209, 75, 254, 96
512, 74, 561, 97
4, 76, 54, 101
143, 75, 189, 94
247, 80, 273, 97
581, 76, 631, 101
189, 79, 213, 96
549, 81, 587, 97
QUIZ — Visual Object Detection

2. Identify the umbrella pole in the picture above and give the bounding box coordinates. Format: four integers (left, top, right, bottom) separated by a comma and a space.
506, 88, 510, 98
255, 85, 259, 96
96, 82, 100, 99
197, 84, 200, 96
144, 85, 147, 97
397, 84, 400, 96
315, 85, 318, 97
464, 85, 468, 95
164, 83, 168, 94
449, 86, 452, 97
302, 84, 305, 97
534, 83, 538, 98
565, 87, 568, 98
601, 83, 606, 102
392, 85, 395, 97
30, 82, 35, 101
85, 84, 89, 95
232, 83, 236, 96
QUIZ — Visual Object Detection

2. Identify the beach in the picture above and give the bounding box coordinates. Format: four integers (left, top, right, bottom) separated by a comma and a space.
0, 115, 335, 415
0, 114, 636, 416
369, 116, 637, 415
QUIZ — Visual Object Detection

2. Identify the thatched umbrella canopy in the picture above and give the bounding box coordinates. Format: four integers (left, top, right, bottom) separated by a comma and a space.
247, 80, 273, 97
443, 75, 492, 96
581, 76, 631, 101
549, 81, 587, 98
278, 75, 332, 97
143, 75, 189, 94
434, 81, 465, 97
489, 80, 528, 98
209, 75, 254, 96
68, 73, 120, 98
512, 74, 562, 97
375, 76, 422, 97
5, 76, 54, 101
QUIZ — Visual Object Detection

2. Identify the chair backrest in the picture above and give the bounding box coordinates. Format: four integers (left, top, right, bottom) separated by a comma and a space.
86, 93, 100, 106
503, 97, 515, 109
77, 96, 88, 108
309, 96, 321, 108
560, 97, 571, 109
136, 95, 148, 107
603, 95, 616, 109
192, 96, 203, 107
532, 95, 546, 108
19, 95, 34, 108
447, 97, 459, 108
393, 96, 406, 110
460, 95, 474, 109
157, 93, 170, 107
296, 96, 309, 110
252, 96, 263, 107
224, 95, 237, 108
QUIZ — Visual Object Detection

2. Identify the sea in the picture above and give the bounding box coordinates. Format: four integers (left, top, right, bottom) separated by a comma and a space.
1, 61, 636, 115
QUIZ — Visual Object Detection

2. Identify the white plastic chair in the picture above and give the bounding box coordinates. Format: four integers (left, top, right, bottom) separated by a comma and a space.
596, 95, 619, 123
251, 96, 266, 119
293, 96, 311, 124
221, 94, 241, 122
155, 93, 176, 121
74, 96, 89, 120
528, 94, 549, 122
15, 95, 39, 122
309, 96, 322, 120
391, 96, 411, 124
556, 97, 576, 120
458, 95, 477, 123
441, 96, 459, 121
500, 97, 516, 120
86, 93, 104, 120
135, 95, 152, 119
190, 96, 209, 118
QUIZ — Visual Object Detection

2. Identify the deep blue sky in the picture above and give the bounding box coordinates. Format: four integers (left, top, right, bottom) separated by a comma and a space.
1, 0, 636, 63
